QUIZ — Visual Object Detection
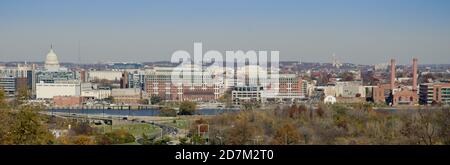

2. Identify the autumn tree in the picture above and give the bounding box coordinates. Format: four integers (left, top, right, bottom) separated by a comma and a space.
271, 122, 301, 145
179, 101, 197, 115
150, 96, 162, 105
153, 136, 171, 145
69, 121, 96, 136
218, 89, 232, 108
0, 109, 13, 144
139, 98, 149, 105
332, 104, 349, 130
8, 105, 55, 144
316, 103, 327, 118
225, 113, 262, 145
159, 106, 177, 117
72, 135, 96, 145
400, 109, 439, 145
15, 86, 29, 106
317, 72, 332, 85
179, 137, 189, 145
340, 72, 354, 81
436, 108, 450, 144
288, 104, 307, 118
241, 101, 258, 111
96, 129, 135, 144
55, 135, 72, 145
0, 87, 7, 109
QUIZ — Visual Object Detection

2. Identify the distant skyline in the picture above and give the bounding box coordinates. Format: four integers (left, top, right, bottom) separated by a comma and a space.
1, 0, 450, 65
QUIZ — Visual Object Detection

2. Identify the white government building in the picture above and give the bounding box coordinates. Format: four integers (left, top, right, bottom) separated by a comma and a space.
36, 46, 81, 99
87, 70, 123, 81
36, 81, 81, 99
44, 46, 61, 72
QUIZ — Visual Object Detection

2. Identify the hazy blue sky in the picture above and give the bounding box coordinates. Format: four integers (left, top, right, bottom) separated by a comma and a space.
1, 0, 450, 64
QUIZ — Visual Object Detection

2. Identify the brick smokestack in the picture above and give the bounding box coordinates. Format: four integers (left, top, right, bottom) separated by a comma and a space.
412, 58, 418, 91
390, 59, 395, 90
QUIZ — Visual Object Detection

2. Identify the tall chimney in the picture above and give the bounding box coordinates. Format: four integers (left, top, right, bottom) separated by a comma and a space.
390, 59, 396, 90
412, 58, 418, 91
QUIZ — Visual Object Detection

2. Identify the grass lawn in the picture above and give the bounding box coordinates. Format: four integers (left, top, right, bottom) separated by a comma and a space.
161, 119, 190, 129
94, 123, 161, 137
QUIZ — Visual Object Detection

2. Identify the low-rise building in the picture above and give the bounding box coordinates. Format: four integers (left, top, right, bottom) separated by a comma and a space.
53, 96, 82, 107
15, 77, 28, 91
0, 64, 31, 78
0, 76, 16, 97
145, 67, 219, 102
335, 81, 366, 98
111, 88, 142, 105
372, 84, 392, 104
392, 87, 418, 106
36, 71, 78, 83
419, 83, 450, 105
262, 74, 305, 102
301, 80, 309, 97
232, 86, 263, 105
36, 81, 81, 99
88, 70, 123, 82
315, 86, 336, 97
81, 90, 111, 100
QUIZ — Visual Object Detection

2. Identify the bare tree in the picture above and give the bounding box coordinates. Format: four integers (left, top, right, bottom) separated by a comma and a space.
401, 109, 438, 145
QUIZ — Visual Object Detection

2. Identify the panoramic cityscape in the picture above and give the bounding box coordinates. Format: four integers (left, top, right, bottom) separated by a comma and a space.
0, 0, 449, 147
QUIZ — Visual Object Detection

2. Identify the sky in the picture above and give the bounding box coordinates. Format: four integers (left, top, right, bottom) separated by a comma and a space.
1, 0, 450, 64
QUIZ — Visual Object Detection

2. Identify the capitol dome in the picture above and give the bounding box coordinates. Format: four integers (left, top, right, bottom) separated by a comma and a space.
45, 46, 60, 71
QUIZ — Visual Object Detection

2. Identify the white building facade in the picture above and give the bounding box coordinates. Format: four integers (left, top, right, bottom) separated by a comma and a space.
36, 81, 81, 99
87, 71, 123, 81
81, 90, 111, 100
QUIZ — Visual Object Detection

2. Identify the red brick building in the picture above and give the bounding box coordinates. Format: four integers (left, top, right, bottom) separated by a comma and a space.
145, 67, 219, 102
372, 58, 419, 106
373, 84, 391, 103
53, 96, 82, 107
393, 88, 418, 106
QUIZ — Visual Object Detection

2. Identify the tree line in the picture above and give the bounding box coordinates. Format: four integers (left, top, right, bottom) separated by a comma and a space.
188, 103, 450, 145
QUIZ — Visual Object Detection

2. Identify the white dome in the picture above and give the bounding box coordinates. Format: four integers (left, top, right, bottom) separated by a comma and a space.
45, 48, 60, 71
46, 49, 58, 64
324, 95, 337, 104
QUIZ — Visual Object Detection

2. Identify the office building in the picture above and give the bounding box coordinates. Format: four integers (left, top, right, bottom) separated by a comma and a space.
36, 81, 81, 99
419, 83, 450, 105
0, 76, 16, 97
232, 86, 263, 105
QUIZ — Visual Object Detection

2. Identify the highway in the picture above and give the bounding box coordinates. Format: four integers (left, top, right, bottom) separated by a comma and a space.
43, 112, 180, 141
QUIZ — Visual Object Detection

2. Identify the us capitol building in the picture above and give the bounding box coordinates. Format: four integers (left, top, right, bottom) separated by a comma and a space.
44, 45, 61, 72
36, 46, 77, 83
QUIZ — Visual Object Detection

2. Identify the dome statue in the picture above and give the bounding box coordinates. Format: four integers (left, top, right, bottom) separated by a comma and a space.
45, 45, 60, 71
